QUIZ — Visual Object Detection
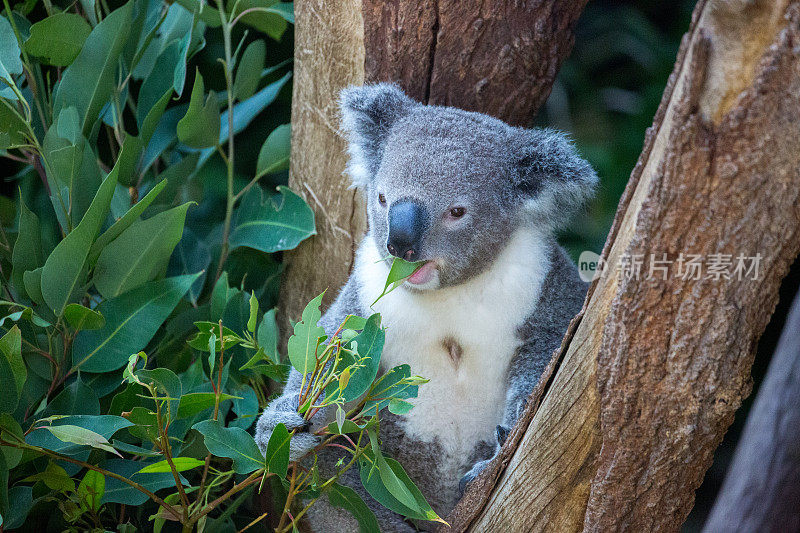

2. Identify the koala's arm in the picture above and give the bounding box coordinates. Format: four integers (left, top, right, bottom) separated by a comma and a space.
461, 246, 587, 490
255, 276, 366, 459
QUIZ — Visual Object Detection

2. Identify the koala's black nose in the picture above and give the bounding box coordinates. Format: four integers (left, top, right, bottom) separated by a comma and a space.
387, 201, 427, 261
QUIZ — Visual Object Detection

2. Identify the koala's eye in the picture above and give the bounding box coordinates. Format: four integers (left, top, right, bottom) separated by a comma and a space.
448, 207, 466, 219
378, 193, 387, 206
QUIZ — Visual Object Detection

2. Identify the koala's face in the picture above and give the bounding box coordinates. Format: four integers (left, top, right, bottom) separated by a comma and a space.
340, 84, 597, 290
366, 113, 519, 288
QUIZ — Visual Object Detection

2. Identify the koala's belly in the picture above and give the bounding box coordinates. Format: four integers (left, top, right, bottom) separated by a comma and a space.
377, 331, 514, 492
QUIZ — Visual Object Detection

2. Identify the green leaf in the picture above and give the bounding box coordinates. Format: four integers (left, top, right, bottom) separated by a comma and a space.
10, 192, 43, 299
41, 168, 118, 316
136, 40, 181, 125
286, 292, 325, 375
197, 71, 291, 166
234, 40, 265, 101
136, 457, 204, 474
359, 434, 442, 523
41, 377, 100, 418
264, 422, 289, 477
1, 485, 33, 530
372, 257, 422, 305
231, 0, 290, 41
93, 202, 191, 298
168, 227, 209, 305
0, 99, 28, 149
177, 71, 219, 148
26, 415, 132, 456
247, 292, 259, 333
0, 413, 23, 469
39, 424, 119, 456
177, 392, 238, 419
360, 364, 419, 418
89, 179, 167, 261
192, 420, 264, 474
388, 399, 414, 415
328, 482, 381, 533
102, 458, 184, 505
229, 186, 315, 254
42, 111, 104, 225
52, 1, 134, 135
72, 273, 200, 372
135, 368, 182, 416
77, 470, 105, 512
64, 303, 105, 331
117, 88, 173, 187
339, 314, 384, 402
0, 327, 24, 413
24, 13, 91, 66
22, 268, 45, 307
0, 15, 23, 81
256, 123, 290, 177
22, 461, 76, 492
257, 308, 279, 363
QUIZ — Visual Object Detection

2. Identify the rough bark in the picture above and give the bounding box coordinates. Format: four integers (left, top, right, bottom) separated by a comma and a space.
278, 0, 367, 338
362, 0, 588, 125
279, 0, 587, 331
447, 0, 800, 531
703, 288, 800, 533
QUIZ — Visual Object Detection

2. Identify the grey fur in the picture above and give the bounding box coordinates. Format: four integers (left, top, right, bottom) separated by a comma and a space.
255, 84, 595, 532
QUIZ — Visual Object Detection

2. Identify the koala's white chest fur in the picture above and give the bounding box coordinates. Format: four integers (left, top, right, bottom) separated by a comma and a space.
355, 228, 551, 476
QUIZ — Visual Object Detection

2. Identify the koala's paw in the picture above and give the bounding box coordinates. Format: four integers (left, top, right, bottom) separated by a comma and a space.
459, 458, 492, 495
254, 393, 320, 462
459, 425, 510, 495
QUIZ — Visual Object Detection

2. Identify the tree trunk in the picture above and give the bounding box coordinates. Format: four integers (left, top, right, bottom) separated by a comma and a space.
279, 0, 587, 333
277, 0, 367, 340
703, 287, 800, 533
447, 1, 800, 531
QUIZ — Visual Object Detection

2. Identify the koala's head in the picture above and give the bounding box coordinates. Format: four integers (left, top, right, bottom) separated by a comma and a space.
339, 83, 597, 290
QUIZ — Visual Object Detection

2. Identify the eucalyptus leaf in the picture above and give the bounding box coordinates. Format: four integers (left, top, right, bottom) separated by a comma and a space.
256, 123, 290, 177
177, 71, 219, 149
93, 202, 191, 298
41, 168, 118, 316
136, 457, 204, 474
229, 186, 315, 254
10, 193, 43, 299
286, 292, 325, 375
24, 13, 91, 66
0, 327, 24, 413
328, 483, 381, 533
0, 15, 23, 81
192, 420, 265, 474
233, 40, 265, 101
52, 1, 133, 135
72, 273, 200, 372
77, 470, 105, 512
264, 422, 289, 477
64, 303, 105, 331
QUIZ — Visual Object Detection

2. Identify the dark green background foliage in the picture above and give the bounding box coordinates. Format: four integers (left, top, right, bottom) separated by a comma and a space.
0, 0, 311, 529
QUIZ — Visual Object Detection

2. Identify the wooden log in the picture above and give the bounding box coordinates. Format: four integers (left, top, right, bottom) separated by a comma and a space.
447, 1, 800, 530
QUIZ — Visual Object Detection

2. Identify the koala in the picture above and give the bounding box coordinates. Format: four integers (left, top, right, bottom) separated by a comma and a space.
255, 83, 597, 532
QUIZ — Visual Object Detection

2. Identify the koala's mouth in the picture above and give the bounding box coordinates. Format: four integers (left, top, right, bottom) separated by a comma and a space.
405, 260, 438, 286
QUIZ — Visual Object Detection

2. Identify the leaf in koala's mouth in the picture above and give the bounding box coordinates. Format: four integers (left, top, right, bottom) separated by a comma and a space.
372, 258, 424, 305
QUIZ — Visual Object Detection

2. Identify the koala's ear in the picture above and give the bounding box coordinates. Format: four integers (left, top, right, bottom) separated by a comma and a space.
339, 83, 416, 188
513, 129, 598, 229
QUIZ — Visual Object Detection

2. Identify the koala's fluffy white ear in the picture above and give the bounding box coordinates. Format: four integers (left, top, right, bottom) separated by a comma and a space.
339, 83, 416, 188
515, 129, 598, 229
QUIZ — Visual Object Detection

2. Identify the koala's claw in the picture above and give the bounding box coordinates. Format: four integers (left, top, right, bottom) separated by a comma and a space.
255, 393, 321, 462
